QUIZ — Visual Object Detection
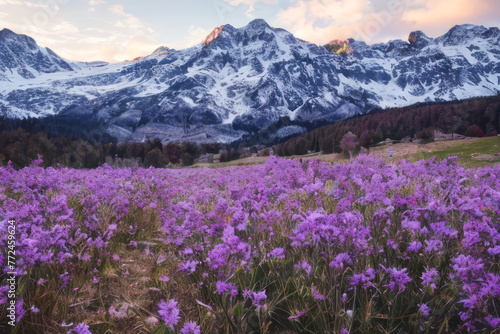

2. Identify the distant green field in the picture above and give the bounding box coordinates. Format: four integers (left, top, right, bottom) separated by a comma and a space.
402, 136, 500, 168
192, 137, 500, 169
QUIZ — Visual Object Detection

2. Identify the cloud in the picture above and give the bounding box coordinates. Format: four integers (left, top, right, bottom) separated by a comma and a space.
168, 25, 210, 50
96, 33, 159, 62
50, 21, 79, 34
0, 0, 160, 62
222, 0, 278, 16
275, 0, 383, 44
89, 0, 105, 5
401, 0, 500, 31
88, 0, 105, 12
108, 4, 126, 16
2, 0, 499, 63
223, 0, 278, 6
275, 0, 500, 45
0, 0, 59, 9
108, 4, 148, 30
75, 4, 160, 62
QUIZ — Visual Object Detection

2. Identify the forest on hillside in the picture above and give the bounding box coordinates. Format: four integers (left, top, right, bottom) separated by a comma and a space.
273, 96, 500, 156
0, 128, 223, 169
1, 96, 499, 168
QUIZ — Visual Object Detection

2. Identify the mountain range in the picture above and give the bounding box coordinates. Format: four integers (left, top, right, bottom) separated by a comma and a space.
0, 19, 499, 143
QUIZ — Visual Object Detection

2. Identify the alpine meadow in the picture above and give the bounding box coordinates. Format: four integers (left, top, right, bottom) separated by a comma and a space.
1, 1, 500, 333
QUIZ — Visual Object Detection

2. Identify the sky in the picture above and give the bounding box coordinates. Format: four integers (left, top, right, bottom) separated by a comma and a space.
1, 0, 499, 63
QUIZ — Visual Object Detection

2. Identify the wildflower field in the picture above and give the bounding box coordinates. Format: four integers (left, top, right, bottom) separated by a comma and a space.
1, 154, 499, 333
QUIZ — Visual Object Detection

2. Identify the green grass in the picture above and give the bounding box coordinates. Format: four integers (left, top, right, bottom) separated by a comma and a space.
190, 137, 500, 170
190, 157, 270, 168
401, 136, 500, 168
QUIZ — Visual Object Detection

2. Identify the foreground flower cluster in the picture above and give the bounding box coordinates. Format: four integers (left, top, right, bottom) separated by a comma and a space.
0, 155, 499, 333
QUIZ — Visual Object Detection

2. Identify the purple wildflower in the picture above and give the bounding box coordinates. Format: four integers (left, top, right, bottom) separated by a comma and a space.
158, 299, 180, 330
351, 268, 376, 289
329, 253, 352, 269
407, 241, 422, 252
288, 310, 306, 319
109, 304, 128, 318
244, 290, 267, 310
418, 303, 431, 317
179, 260, 199, 275
159, 275, 170, 282
484, 315, 500, 328
459, 311, 470, 322
243, 289, 254, 299
451, 255, 484, 281
295, 261, 312, 276
60, 272, 71, 290
311, 284, 326, 300
180, 321, 201, 334
207, 244, 230, 270
425, 239, 443, 253
421, 267, 439, 291
382, 266, 412, 292
70, 323, 92, 334
462, 231, 481, 248
387, 239, 399, 250
15, 299, 26, 323
267, 247, 285, 259
215, 281, 238, 296
459, 294, 481, 310
401, 219, 420, 231
252, 291, 267, 310
488, 246, 500, 255
181, 247, 194, 255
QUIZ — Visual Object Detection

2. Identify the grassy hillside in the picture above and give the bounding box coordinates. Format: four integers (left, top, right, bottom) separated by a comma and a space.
200, 137, 500, 169
400, 136, 500, 168
273, 95, 500, 157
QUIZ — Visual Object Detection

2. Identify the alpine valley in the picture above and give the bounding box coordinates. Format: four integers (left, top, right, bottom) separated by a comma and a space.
1, 19, 499, 144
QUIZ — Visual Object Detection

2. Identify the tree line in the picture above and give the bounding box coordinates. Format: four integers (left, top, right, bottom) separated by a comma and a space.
1, 95, 499, 168
0, 127, 221, 169
273, 96, 500, 156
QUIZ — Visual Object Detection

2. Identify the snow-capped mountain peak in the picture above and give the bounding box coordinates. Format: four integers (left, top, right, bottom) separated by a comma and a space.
0, 28, 73, 81
1, 21, 499, 143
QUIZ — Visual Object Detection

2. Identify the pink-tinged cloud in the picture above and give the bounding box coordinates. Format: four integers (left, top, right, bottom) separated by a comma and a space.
168, 26, 211, 50
0, 0, 161, 62
276, 0, 500, 45
401, 0, 500, 31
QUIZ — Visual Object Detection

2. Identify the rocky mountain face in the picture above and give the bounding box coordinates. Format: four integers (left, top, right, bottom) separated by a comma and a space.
0, 28, 73, 81
0, 21, 499, 143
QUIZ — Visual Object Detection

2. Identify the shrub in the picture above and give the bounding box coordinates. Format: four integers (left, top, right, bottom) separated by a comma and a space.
464, 125, 484, 137
415, 127, 434, 140
144, 148, 168, 168
339, 131, 358, 156
181, 152, 194, 166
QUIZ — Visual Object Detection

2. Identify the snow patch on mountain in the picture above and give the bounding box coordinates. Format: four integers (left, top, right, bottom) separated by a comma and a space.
0, 21, 499, 143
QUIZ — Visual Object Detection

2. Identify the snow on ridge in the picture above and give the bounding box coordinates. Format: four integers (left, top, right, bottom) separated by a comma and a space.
1, 21, 499, 143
